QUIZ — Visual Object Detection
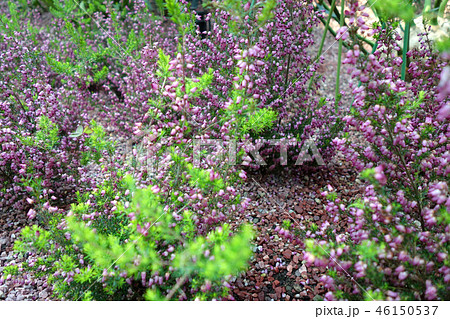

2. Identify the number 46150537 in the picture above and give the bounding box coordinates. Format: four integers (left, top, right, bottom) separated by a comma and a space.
376, 306, 438, 316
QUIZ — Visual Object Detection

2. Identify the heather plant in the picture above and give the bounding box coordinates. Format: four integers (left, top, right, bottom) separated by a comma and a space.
120, 0, 337, 234
0, 2, 140, 212
44, 20, 111, 88
5, 0, 449, 303
12, 173, 254, 300
182, 0, 340, 168
2, 0, 260, 301
122, 45, 251, 234
21, 0, 135, 16
333, 7, 448, 226
304, 2, 449, 300
306, 168, 449, 301
97, 6, 338, 301
0, 22, 90, 212
20, 0, 177, 105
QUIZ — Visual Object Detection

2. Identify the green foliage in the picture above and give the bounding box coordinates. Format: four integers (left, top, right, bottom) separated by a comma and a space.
282, 219, 292, 230
33, 0, 133, 17
18, 116, 60, 150
45, 20, 111, 85
171, 153, 226, 192
44, 5, 148, 87
156, 49, 171, 77
13, 176, 133, 300
14, 225, 54, 254
2, 265, 19, 276
221, 67, 277, 140
12, 172, 253, 300
153, 0, 167, 16
165, 0, 194, 34
67, 215, 146, 274
257, 0, 277, 24
364, 289, 384, 301
368, 0, 415, 22
436, 35, 450, 53
48, 0, 103, 21
241, 107, 278, 135
174, 223, 254, 281
185, 68, 215, 98
356, 240, 385, 263
36, 116, 60, 149
206, 0, 277, 34
0, 1, 39, 38
325, 191, 338, 202
80, 120, 116, 165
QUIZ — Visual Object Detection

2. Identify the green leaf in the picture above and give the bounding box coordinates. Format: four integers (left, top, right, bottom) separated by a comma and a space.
368, 0, 415, 22
69, 125, 84, 138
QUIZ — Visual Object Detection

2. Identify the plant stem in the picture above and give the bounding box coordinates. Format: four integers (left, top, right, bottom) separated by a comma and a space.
248, 0, 256, 17
326, 0, 342, 23
335, 0, 345, 109
165, 274, 189, 300
401, 21, 410, 81
284, 53, 291, 90
317, 0, 337, 60
315, 16, 372, 52
382, 113, 425, 231
308, 0, 337, 90
319, 1, 374, 49
438, 0, 448, 17
424, 0, 434, 24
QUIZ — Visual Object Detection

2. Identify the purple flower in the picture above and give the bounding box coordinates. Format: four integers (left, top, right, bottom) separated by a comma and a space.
398, 272, 408, 281
27, 209, 36, 219
437, 103, 450, 121
425, 280, 437, 300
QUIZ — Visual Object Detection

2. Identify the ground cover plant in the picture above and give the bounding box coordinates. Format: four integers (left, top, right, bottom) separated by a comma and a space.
0, 0, 448, 301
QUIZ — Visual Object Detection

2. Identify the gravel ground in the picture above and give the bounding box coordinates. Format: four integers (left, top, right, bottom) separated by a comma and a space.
0, 209, 52, 301
229, 154, 366, 301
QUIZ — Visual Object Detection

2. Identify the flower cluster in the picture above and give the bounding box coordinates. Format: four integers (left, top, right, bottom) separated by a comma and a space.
3, 0, 448, 301
0, 18, 91, 213
305, 4, 449, 300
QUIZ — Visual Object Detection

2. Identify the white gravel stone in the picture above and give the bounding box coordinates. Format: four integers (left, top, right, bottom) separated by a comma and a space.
39, 289, 48, 299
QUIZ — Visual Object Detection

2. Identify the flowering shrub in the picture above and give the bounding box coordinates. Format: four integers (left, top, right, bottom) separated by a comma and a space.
0, 0, 180, 208
305, 2, 449, 301
13, 174, 253, 300
107, 0, 337, 238
2, 0, 448, 302
182, 0, 339, 167
2, 0, 261, 301
0, 4, 92, 212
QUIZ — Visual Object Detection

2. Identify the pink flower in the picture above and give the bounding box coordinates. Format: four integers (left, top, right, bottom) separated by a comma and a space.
151, 185, 160, 194
425, 280, 437, 300
398, 271, 408, 281
336, 27, 349, 41
324, 291, 336, 301
437, 103, 450, 121
27, 209, 36, 219
374, 165, 387, 185
437, 67, 450, 101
